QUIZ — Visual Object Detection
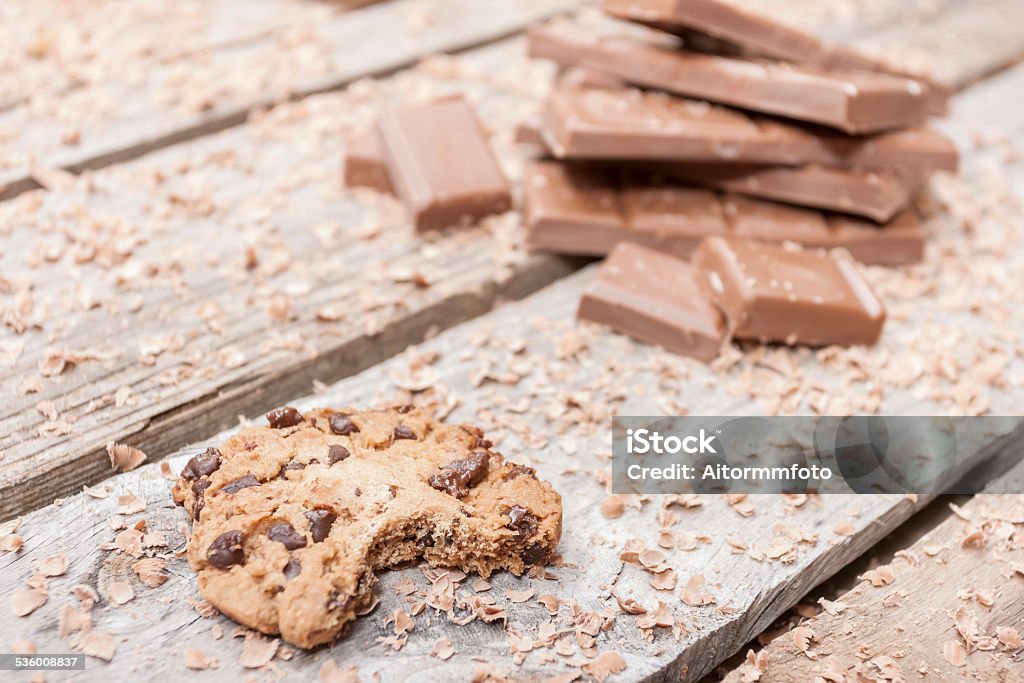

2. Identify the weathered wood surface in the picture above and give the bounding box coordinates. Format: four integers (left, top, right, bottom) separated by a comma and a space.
4, 0, 1023, 202
1, 263, 1021, 681
0, 0, 583, 200
3, 69, 1024, 674
4, 0, 1024, 522
0, 36, 580, 519
721, 459, 1024, 682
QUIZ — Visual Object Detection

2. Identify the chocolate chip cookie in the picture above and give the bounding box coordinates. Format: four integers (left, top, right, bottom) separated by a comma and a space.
172, 406, 562, 648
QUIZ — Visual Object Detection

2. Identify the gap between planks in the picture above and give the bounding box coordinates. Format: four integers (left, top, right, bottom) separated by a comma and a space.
719, 455, 1024, 682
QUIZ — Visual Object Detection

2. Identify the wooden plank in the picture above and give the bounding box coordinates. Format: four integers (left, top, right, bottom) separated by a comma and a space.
0, 0, 304, 109
0, 35, 585, 519
3, 63, 1024, 669
854, 0, 1024, 91
0, 0, 583, 200
720, 459, 1024, 682
2, 0, 1024, 520
0, 265, 1020, 681
1, 0, 1017, 203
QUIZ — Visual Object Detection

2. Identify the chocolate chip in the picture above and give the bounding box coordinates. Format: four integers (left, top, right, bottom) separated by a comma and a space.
521, 543, 549, 566
191, 478, 212, 519
326, 590, 350, 613
267, 522, 307, 550
505, 505, 538, 540
284, 558, 302, 579
428, 452, 490, 498
305, 509, 338, 543
267, 406, 304, 429
505, 464, 536, 480
207, 530, 245, 568
221, 474, 260, 494
329, 413, 359, 435
396, 404, 414, 414
277, 461, 306, 478
393, 425, 417, 440
328, 445, 350, 465
181, 448, 222, 481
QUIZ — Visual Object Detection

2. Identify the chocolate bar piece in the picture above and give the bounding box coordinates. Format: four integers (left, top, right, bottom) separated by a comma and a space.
517, 118, 912, 222
541, 78, 958, 173
524, 161, 924, 265
692, 236, 886, 346
377, 96, 512, 231
601, 0, 948, 112
525, 162, 725, 259
528, 25, 928, 134
725, 196, 925, 265
667, 163, 912, 223
344, 130, 394, 194
578, 241, 725, 361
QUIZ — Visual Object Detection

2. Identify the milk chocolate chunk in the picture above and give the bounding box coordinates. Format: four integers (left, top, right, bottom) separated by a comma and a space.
578, 241, 725, 361
541, 77, 957, 173
376, 96, 512, 231
601, 0, 948, 112
693, 236, 885, 346
529, 24, 928, 133
344, 130, 394, 194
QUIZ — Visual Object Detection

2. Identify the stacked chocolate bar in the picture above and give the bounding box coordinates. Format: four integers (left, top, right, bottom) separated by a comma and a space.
522, 0, 958, 266
520, 0, 959, 359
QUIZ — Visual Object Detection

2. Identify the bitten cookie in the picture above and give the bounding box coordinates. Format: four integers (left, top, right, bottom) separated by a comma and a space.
171, 405, 562, 648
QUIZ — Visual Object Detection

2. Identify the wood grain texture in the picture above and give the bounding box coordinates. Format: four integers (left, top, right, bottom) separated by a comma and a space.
0, 0, 583, 200
720, 460, 1024, 683
0, 0, 1014, 202
2, 0, 1024, 519
0, 35, 582, 519
0, 265, 1020, 681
